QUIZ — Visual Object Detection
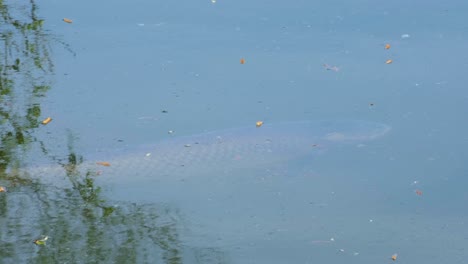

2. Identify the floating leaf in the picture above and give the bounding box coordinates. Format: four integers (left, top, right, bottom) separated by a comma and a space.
96, 161, 111, 167
33, 236, 48, 245
41, 117, 52, 125
63, 18, 73, 23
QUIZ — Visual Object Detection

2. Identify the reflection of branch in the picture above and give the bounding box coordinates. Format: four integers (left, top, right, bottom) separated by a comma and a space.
0, 3, 220, 263
0, 0, 55, 174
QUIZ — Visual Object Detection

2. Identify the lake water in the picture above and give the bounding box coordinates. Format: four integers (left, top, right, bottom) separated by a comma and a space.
1, 0, 467, 263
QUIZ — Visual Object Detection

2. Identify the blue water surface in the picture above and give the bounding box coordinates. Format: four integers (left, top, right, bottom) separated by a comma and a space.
23, 0, 468, 263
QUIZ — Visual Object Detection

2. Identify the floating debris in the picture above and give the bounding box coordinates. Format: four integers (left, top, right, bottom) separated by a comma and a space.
0, 186, 6, 192
161, 110, 168, 113
168, 130, 174, 134
385, 59, 393, 64
391, 253, 398, 261
401, 34, 410, 39
41, 117, 52, 125
323, 64, 339, 72
63, 18, 73, 23
211, 0, 216, 3
385, 43, 391, 49
184, 144, 191, 148
96, 161, 111, 167
415, 189, 423, 196
33, 236, 48, 245
145, 153, 151, 157
256, 121, 263, 127
369, 102, 375, 106
240, 58, 245, 64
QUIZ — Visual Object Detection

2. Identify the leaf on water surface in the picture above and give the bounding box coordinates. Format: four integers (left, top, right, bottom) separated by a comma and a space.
41, 117, 52, 125
33, 236, 49, 246
96, 161, 111, 167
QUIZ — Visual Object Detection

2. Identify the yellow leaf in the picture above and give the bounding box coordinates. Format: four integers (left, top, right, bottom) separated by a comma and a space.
41, 117, 52, 125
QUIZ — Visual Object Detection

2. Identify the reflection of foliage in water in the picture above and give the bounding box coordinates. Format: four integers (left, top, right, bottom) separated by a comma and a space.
0, 1, 227, 263
0, 0, 52, 174
0, 169, 185, 263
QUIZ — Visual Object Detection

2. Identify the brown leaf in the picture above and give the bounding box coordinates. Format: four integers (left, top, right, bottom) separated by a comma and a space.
96, 161, 111, 167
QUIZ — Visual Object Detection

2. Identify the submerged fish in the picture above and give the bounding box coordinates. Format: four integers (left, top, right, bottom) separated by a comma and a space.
25, 120, 390, 186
